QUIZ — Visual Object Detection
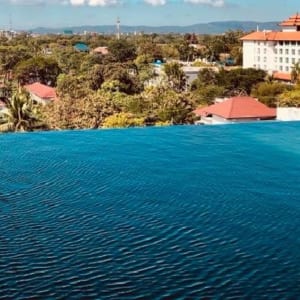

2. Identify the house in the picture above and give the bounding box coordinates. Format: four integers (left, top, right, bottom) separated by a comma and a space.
194, 96, 276, 125
182, 66, 202, 86
93, 46, 109, 55
24, 82, 57, 105
241, 13, 300, 81
74, 42, 89, 52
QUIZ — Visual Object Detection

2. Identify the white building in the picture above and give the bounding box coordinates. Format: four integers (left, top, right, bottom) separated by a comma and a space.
241, 14, 300, 81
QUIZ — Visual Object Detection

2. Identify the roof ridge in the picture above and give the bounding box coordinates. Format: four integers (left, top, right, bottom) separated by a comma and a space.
227, 97, 236, 119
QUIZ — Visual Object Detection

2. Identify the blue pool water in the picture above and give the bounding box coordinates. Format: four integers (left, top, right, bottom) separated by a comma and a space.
0, 122, 300, 299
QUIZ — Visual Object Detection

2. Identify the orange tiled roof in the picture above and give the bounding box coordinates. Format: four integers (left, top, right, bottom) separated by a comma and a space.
241, 31, 300, 41
24, 82, 57, 99
273, 72, 292, 81
280, 13, 300, 26
193, 96, 276, 120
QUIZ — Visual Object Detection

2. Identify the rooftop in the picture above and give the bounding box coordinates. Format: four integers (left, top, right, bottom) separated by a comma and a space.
241, 31, 300, 41
24, 82, 57, 100
194, 96, 276, 120
273, 72, 292, 81
280, 13, 300, 27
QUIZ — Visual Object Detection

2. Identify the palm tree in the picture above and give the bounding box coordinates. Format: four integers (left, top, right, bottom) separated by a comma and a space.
0, 90, 40, 132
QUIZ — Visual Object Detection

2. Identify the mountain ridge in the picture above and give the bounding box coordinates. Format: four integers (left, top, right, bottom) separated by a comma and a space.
30, 21, 279, 35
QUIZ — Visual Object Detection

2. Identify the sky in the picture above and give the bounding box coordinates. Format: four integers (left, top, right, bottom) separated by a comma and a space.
0, 0, 299, 29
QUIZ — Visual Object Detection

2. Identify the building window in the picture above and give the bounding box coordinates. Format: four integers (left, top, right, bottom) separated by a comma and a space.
258, 42, 261, 46
285, 49, 289, 55
297, 41, 300, 46
257, 48, 260, 54
279, 65, 283, 71
279, 57, 283, 63
286, 57, 289, 63
264, 48, 267, 54
291, 41, 296, 46
274, 49, 277, 54
285, 41, 290, 46
257, 56, 260, 62
298, 49, 300, 55
263, 57, 267, 62
292, 57, 296, 64
279, 49, 283, 54
274, 57, 277, 63
285, 66, 289, 72
279, 41, 283, 46
292, 49, 296, 55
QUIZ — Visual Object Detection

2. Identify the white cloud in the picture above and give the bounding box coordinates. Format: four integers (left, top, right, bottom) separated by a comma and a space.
144, 0, 166, 6
69, 0, 119, 5
184, 0, 225, 7
6, 0, 226, 7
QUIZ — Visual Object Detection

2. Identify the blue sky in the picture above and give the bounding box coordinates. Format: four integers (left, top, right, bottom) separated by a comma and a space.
0, 0, 299, 29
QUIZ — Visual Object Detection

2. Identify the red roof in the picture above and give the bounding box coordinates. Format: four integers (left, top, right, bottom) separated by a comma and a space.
280, 13, 300, 27
194, 96, 276, 120
24, 82, 56, 100
241, 31, 300, 41
273, 72, 292, 81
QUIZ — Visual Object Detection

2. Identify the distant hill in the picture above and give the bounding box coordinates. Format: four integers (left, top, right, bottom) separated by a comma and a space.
30, 21, 279, 35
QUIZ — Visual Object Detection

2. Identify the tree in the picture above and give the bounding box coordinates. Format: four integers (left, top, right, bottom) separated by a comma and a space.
140, 86, 196, 124
279, 85, 300, 107
217, 68, 266, 95
0, 90, 41, 132
56, 74, 90, 99
192, 85, 225, 105
163, 62, 186, 92
192, 68, 218, 88
251, 82, 292, 107
102, 113, 144, 128
40, 90, 124, 130
134, 54, 155, 85
14, 56, 61, 86
102, 63, 142, 94
175, 40, 196, 61
0, 46, 32, 78
87, 64, 105, 91
108, 39, 137, 63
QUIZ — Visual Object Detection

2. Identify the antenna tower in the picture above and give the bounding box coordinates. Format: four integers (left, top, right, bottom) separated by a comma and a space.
116, 17, 120, 40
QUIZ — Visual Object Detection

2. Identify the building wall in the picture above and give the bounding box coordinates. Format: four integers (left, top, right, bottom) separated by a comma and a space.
277, 107, 300, 121
29, 93, 52, 105
243, 33, 300, 74
200, 114, 275, 125
243, 41, 256, 69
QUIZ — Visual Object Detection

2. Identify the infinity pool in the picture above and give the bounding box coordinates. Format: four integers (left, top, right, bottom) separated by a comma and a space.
0, 123, 299, 299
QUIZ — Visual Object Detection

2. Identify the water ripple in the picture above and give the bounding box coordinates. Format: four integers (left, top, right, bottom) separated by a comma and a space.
0, 124, 300, 299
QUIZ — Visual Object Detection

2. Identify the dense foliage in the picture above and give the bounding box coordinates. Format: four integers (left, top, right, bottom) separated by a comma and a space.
0, 31, 298, 132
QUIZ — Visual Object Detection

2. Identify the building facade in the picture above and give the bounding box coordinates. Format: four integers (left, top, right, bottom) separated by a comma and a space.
241, 14, 300, 80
